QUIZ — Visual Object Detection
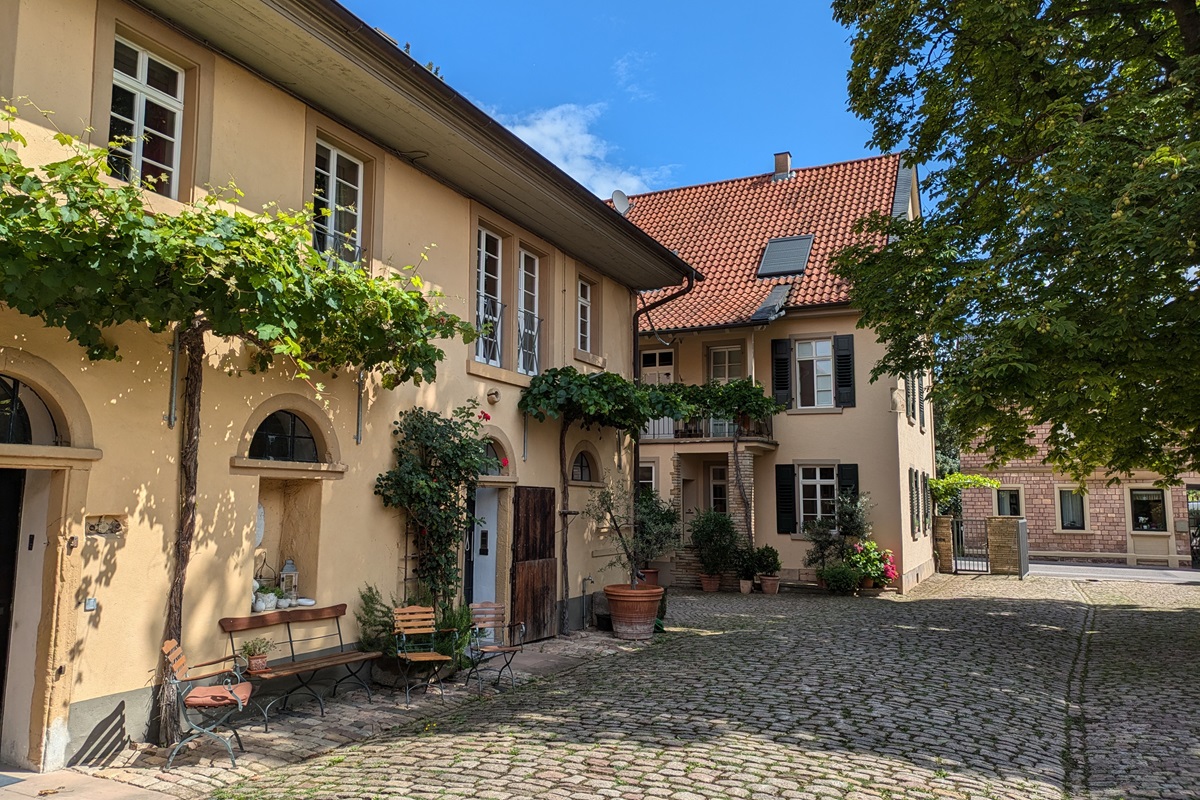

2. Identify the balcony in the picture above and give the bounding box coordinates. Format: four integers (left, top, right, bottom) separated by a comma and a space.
640, 416, 776, 454
475, 296, 505, 367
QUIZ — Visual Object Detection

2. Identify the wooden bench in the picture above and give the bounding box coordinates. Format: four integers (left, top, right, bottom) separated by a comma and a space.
218, 603, 380, 729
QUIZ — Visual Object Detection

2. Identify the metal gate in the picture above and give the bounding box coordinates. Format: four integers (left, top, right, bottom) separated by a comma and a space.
952, 518, 989, 573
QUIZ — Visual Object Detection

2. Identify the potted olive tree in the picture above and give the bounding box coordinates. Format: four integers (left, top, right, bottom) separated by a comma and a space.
588, 483, 679, 640
688, 509, 739, 591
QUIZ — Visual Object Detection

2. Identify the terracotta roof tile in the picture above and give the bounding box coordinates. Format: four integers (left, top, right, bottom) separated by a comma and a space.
626, 154, 902, 331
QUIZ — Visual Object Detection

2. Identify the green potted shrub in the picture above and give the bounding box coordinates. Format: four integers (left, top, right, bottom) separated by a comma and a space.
802, 517, 841, 585
754, 545, 782, 595
688, 509, 739, 591
240, 636, 275, 672
735, 547, 757, 594
817, 563, 861, 595
588, 484, 679, 640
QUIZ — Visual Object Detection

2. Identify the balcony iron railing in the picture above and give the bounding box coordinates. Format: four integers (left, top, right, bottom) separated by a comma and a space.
640, 415, 774, 441
475, 296, 505, 366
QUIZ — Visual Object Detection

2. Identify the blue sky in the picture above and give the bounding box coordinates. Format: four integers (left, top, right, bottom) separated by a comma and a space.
341, 1, 879, 197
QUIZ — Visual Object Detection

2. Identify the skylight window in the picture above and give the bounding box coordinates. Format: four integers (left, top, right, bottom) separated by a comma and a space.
757, 235, 814, 278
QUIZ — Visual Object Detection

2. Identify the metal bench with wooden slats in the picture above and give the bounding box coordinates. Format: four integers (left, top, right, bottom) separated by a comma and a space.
393, 605, 457, 705
218, 603, 380, 730
161, 639, 252, 769
464, 601, 524, 692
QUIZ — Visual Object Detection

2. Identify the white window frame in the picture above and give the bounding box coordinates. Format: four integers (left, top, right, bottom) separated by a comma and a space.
1053, 485, 1089, 533
313, 140, 364, 259
798, 464, 838, 528
795, 339, 834, 409
475, 227, 503, 366
577, 279, 593, 353
709, 465, 728, 514
516, 248, 540, 375
109, 37, 184, 200
994, 486, 1023, 517
637, 462, 656, 495
709, 346, 744, 436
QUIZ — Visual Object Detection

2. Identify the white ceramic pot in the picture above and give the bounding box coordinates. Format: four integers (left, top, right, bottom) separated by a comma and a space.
255, 591, 278, 611
277, 598, 292, 609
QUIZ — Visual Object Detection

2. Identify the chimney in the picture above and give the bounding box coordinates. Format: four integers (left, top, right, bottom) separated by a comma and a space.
772, 151, 791, 181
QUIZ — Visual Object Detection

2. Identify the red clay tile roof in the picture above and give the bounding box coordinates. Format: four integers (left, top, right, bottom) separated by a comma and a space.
627, 154, 903, 332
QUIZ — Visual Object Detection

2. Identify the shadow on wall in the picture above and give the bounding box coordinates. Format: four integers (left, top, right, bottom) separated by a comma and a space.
66, 700, 128, 768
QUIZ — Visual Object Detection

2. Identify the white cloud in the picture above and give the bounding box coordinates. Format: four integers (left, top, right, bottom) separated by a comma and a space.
502, 103, 670, 197
613, 52, 655, 101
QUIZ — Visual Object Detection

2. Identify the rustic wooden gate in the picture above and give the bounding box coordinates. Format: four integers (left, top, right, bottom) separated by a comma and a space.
512, 486, 557, 642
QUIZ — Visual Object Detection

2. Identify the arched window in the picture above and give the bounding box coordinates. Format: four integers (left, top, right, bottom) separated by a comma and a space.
0, 374, 58, 445
482, 441, 502, 476
571, 451, 593, 482
249, 411, 319, 462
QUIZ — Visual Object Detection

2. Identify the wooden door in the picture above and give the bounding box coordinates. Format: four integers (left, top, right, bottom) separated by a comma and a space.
512, 486, 556, 642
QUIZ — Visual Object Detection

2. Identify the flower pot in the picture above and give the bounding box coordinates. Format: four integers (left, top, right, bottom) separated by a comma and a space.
759, 575, 781, 595
861, 577, 875, 589
738, 579, 753, 594
698, 574, 721, 592
255, 591, 278, 611
603, 584, 665, 641
247, 654, 268, 672
639, 568, 660, 586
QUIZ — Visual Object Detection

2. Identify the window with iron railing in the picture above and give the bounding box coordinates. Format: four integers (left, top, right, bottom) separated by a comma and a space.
517, 309, 542, 376
476, 295, 505, 368
475, 227, 503, 366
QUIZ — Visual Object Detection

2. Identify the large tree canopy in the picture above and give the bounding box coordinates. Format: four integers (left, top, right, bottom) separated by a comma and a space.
831, 1, 1200, 481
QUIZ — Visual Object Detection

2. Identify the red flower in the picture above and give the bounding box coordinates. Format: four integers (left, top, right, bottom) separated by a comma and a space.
479, 411, 491, 421
501, 457, 509, 467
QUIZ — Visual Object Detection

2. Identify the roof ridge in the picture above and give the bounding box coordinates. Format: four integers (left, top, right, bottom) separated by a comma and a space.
625, 152, 901, 201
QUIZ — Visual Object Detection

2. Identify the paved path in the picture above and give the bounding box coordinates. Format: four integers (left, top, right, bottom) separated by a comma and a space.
169, 574, 1195, 800
1031, 561, 1200, 584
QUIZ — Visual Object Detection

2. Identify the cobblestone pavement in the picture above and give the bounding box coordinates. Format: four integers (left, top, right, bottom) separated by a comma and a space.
90, 575, 1200, 799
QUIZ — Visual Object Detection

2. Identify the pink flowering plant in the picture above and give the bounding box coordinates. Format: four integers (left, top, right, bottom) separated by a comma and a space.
845, 540, 898, 585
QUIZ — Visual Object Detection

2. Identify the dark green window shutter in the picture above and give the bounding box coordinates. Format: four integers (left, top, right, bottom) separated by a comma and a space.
775, 464, 796, 534
834, 334, 855, 408
771, 339, 792, 407
917, 373, 926, 428
837, 463, 859, 501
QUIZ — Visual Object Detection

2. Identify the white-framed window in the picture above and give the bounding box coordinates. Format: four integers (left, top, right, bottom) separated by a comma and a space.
577, 279, 593, 352
996, 487, 1022, 516
313, 141, 363, 259
710, 465, 728, 514
709, 346, 744, 436
108, 37, 184, 199
795, 339, 834, 408
799, 465, 837, 527
637, 462, 656, 496
475, 228, 503, 366
517, 249, 540, 375
1056, 488, 1087, 531
1130, 488, 1167, 531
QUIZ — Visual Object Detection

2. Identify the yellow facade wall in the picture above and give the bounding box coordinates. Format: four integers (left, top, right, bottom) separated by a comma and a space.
2, 0, 646, 769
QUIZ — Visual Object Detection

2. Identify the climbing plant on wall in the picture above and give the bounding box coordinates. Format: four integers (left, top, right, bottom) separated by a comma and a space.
374, 401, 498, 614
0, 102, 473, 743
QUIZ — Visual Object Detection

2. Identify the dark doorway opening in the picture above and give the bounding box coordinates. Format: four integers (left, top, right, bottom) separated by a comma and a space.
0, 469, 26, 726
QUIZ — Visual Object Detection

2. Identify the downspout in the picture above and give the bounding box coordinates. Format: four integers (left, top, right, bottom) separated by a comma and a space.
631, 266, 700, 499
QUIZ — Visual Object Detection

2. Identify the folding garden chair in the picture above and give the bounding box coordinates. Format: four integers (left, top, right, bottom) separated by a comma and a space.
393, 606, 456, 706
463, 601, 525, 692
160, 639, 253, 769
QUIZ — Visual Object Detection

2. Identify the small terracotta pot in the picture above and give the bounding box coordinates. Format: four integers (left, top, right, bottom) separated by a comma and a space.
759, 575, 781, 595
699, 574, 721, 592
738, 579, 752, 594
247, 654, 268, 672
862, 577, 875, 589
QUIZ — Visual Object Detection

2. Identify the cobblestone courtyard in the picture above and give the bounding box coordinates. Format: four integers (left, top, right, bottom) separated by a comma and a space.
97, 575, 1200, 799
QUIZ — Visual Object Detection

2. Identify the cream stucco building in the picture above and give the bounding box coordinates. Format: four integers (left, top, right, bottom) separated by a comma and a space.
627, 153, 938, 591
0, 0, 692, 771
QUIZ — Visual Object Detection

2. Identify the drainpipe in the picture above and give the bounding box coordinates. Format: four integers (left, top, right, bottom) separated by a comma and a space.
631, 266, 700, 484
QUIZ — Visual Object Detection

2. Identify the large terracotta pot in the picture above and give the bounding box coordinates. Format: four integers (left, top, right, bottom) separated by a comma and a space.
759, 575, 781, 595
699, 574, 721, 592
604, 584, 666, 641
